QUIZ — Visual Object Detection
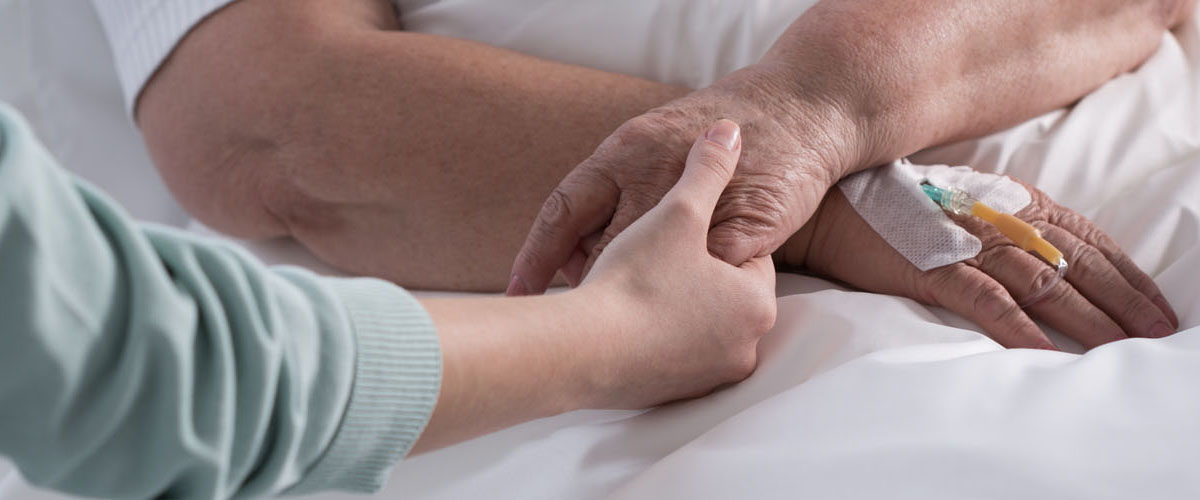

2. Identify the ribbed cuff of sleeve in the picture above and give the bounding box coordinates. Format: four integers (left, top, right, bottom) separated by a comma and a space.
287, 278, 442, 495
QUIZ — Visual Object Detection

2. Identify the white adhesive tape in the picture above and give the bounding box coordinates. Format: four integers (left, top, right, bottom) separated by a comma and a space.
837, 160, 1032, 271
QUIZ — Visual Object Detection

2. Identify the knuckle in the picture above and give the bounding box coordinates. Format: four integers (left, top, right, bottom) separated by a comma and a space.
972, 244, 1025, 272
611, 114, 691, 159
625, 171, 680, 203
539, 187, 576, 230
725, 348, 759, 381
713, 183, 790, 233
1091, 231, 1121, 255
1014, 183, 1052, 220
609, 116, 657, 149
710, 215, 765, 241
618, 113, 666, 136
617, 189, 663, 221
1037, 278, 1075, 309
746, 296, 778, 335
1074, 224, 1108, 248
1044, 202, 1079, 227
1071, 245, 1108, 277
988, 239, 1028, 260
724, 171, 788, 206
972, 281, 1021, 325
973, 245, 1005, 266
917, 265, 966, 306
1027, 265, 1064, 298
658, 196, 706, 224
1030, 220, 1054, 233
708, 217, 771, 260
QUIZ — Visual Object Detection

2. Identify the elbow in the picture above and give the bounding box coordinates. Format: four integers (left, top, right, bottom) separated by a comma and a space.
137, 91, 297, 239
138, 101, 349, 242
134, 0, 385, 239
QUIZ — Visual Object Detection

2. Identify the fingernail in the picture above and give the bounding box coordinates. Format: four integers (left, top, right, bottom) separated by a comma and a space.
1149, 322, 1175, 339
506, 275, 528, 296
1153, 295, 1180, 328
705, 119, 741, 151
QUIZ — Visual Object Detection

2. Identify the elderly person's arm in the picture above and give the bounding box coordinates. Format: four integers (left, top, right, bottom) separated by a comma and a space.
513, 0, 1197, 291
132, 0, 687, 291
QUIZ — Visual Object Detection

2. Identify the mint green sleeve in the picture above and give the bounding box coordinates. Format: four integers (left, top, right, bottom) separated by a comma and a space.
0, 102, 441, 499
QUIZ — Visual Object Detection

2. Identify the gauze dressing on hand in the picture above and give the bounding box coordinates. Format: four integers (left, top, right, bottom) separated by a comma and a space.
837, 160, 1032, 271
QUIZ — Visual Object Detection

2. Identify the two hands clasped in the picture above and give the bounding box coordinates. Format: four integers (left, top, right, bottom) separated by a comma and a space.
122, 0, 1192, 460
488, 116, 1179, 422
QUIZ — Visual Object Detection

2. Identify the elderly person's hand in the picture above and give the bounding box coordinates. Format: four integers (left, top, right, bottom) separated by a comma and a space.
416, 120, 776, 452
776, 176, 1178, 350
507, 0, 1191, 296
506, 66, 858, 295
579, 119, 776, 407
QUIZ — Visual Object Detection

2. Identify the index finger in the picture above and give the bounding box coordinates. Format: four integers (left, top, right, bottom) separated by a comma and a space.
508, 167, 619, 296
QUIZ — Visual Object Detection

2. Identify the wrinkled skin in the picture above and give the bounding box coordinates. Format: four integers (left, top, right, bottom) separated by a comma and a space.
777, 177, 1179, 349
507, 69, 856, 294
412, 121, 778, 454
580, 120, 778, 408
499, 0, 1194, 353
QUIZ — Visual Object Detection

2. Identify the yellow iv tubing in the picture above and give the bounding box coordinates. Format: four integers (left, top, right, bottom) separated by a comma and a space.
921, 182, 1067, 271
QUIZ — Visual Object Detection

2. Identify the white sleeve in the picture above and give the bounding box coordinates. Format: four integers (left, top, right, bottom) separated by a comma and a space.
90, 0, 237, 115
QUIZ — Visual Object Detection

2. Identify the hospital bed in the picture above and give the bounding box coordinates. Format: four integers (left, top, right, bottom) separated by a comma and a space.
1, 0, 1198, 498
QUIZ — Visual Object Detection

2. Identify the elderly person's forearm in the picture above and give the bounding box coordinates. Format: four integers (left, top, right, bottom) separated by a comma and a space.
509, 0, 1194, 294
137, 0, 687, 291
759, 0, 1197, 175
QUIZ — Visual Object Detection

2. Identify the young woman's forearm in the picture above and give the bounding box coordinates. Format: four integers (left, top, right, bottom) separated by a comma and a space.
759, 0, 1195, 174
137, 0, 686, 291
0, 102, 441, 499
410, 292, 610, 453
410, 123, 777, 454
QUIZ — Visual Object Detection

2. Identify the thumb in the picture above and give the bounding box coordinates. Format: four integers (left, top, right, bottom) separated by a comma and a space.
662, 119, 743, 215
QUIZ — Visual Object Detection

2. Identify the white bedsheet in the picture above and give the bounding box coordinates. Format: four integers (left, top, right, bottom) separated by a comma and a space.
1, 0, 1198, 499
331, 3, 1200, 499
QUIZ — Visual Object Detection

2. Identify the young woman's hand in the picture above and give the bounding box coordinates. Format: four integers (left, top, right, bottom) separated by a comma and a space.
414, 120, 776, 452
776, 176, 1178, 350
579, 119, 778, 409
